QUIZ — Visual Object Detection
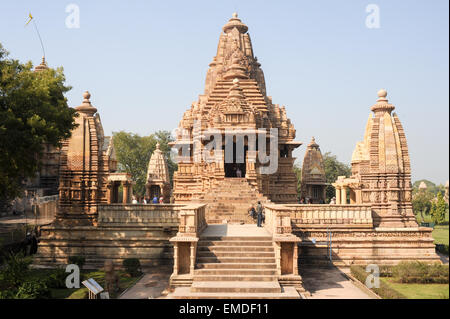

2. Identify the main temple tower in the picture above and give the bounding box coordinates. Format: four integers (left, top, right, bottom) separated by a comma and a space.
171, 14, 301, 218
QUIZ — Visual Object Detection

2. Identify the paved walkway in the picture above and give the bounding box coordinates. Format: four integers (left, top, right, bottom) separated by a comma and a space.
300, 267, 375, 299
200, 224, 270, 237
119, 267, 172, 299
0, 215, 54, 226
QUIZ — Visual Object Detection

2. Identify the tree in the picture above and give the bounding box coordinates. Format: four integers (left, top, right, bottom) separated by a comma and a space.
412, 179, 440, 196
112, 130, 176, 197
430, 192, 448, 225
293, 164, 302, 197
412, 191, 434, 221
0, 44, 77, 202
322, 152, 352, 202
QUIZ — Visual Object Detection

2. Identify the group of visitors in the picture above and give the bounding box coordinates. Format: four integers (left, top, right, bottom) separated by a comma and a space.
299, 197, 326, 204
131, 196, 164, 204
232, 166, 243, 178
248, 201, 265, 227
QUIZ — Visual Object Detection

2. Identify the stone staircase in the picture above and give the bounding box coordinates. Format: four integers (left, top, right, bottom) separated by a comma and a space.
200, 178, 270, 224
168, 230, 301, 298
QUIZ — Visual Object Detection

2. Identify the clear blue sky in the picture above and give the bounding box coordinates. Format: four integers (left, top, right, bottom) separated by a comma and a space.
1, 0, 448, 184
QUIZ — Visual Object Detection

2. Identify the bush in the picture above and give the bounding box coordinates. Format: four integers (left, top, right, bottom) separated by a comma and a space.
122, 258, 141, 277
0, 289, 15, 299
46, 268, 68, 289
436, 244, 449, 256
68, 256, 85, 270
392, 261, 448, 284
1, 252, 32, 286
350, 265, 406, 299
15, 278, 51, 299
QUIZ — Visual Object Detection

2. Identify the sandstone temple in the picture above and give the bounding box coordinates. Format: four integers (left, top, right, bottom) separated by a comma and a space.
33, 13, 440, 299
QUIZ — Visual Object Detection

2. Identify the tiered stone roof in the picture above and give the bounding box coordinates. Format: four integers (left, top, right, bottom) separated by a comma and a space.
301, 137, 326, 185
147, 143, 170, 184
350, 89, 416, 227
177, 13, 296, 143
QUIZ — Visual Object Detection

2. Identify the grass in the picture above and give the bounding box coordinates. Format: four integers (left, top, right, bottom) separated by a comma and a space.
26, 268, 141, 299
432, 225, 449, 245
381, 278, 449, 299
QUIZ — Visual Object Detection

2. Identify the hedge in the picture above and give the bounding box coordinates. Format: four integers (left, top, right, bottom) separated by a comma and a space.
350, 265, 406, 299
392, 261, 448, 284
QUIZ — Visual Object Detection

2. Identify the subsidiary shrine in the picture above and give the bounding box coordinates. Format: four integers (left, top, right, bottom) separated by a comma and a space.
33, 14, 440, 299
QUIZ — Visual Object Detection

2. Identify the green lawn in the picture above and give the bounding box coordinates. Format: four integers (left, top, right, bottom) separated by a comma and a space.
381, 278, 449, 299
432, 225, 449, 245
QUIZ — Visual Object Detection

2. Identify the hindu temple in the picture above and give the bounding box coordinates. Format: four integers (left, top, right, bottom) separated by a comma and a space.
33, 13, 440, 299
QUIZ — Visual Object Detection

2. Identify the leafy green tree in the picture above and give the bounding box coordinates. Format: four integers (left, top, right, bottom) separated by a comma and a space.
112, 130, 176, 197
322, 152, 351, 202
0, 44, 77, 201
412, 191, 434, 221
430, 192, 448, 225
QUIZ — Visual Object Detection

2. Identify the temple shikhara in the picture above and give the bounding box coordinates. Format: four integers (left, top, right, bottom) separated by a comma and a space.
300, 137, 327, 204
33, 13, 440, 299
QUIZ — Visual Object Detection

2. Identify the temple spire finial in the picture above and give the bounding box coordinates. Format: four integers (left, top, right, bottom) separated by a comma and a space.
76, 91, 97, 115
371, 88, 395, 114
34, 56, 48, 72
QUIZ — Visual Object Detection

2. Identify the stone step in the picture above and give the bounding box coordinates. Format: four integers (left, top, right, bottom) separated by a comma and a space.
198, 241, 272, 247
197, 256, 276, 263
195, 269, 277, 276
190, 281, 281, 293
198, 246, 273, 252
200, 236, 272, 241
197, 251, 275, 258
196, 262, 277, 270
194, 275, 277, 282
168, 286, 300, 299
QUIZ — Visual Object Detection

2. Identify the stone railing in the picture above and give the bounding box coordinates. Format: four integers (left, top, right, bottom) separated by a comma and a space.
283, 204, 373, 227
98, 204, 182, 225
263, 204, 301, 277
169, 203, 207, 280
176, 203, 207, 236
264, 204, 293, 236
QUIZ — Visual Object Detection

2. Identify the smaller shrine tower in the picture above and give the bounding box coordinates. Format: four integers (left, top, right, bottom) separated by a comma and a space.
145, 143, 171, 203
57, 91, 119, 225
300, 137, 327, 203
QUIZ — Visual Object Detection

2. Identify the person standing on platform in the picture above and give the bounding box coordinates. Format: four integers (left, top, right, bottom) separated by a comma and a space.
256, 201, 263, 227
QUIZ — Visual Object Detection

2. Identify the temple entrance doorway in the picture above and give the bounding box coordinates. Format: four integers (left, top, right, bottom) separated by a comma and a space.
224, 142, 247, 178
149, 185, 161, 199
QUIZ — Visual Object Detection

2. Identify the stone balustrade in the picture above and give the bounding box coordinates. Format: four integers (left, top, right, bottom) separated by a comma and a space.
263, 204, 301, 278
176, 203, 207, 236
283, 204, 373, 226
98, 204, 183, 225
170, 203, 207, 279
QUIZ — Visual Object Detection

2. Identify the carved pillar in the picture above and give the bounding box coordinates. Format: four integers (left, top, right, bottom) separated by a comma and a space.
356, 189, 362, 204
173, 243, 178, 275
189, 242, 196, 275
335, 186, 341, 205
341, 187, 347, 205
122, 182, 129, 204
293, 243, 299, 275
106, 183, 113, 204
